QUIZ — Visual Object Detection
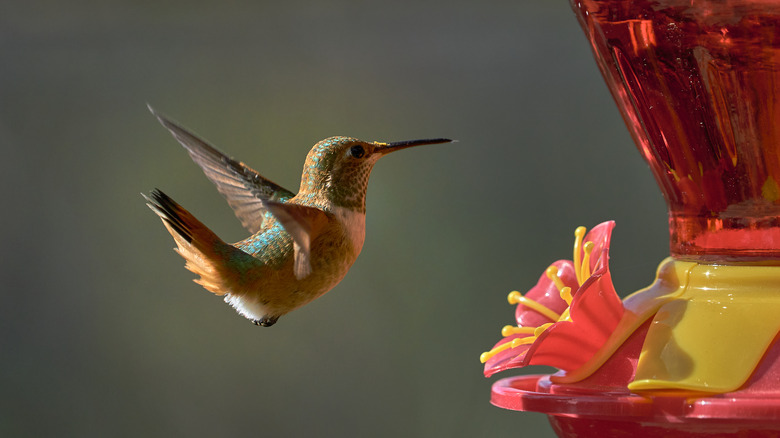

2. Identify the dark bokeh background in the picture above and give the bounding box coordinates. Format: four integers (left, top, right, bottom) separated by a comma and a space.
1, 1, 668, 437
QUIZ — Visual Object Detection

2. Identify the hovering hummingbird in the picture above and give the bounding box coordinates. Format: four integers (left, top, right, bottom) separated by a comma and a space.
144, 106, 451, 327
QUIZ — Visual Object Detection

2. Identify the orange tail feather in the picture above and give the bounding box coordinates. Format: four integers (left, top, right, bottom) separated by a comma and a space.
144, 189, 230, 296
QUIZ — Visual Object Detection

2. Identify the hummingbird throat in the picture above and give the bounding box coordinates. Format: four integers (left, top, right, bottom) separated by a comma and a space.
300, 143, 380, 213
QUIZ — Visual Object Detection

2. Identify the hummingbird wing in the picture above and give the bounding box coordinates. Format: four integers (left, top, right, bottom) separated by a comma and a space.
261, 200, 329, 279
149, 105, 296, 234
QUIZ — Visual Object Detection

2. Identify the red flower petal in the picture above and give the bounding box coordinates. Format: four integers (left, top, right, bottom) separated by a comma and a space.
524, 268, 623, 371
515, 260, 577, 328
482, 335, 534, 377
483, 261, 576, 377
483, 221, 623, 376
580, 221, 615, 275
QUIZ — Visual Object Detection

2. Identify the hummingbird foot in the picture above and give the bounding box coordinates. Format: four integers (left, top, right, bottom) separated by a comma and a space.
252, 316, 279, 327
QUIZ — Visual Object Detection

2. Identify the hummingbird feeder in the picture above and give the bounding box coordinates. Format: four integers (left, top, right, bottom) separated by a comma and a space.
481, 1, 780, 436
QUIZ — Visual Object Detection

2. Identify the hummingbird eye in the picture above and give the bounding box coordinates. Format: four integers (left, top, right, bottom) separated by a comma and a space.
349, 145, 366, 159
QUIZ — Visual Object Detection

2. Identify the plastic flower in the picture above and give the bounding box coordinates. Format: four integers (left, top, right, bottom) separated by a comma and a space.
480, 221, 623, 377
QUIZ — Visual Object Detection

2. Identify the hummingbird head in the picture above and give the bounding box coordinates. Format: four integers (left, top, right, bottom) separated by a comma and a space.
297, 136, 451, 212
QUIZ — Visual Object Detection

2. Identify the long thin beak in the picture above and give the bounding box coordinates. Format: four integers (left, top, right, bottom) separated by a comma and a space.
376, 138, 453, 154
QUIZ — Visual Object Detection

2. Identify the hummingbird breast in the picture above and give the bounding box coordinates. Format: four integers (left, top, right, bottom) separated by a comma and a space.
297, 206, 366, 294
329, 206, 366, 256
226, 206, 365, 319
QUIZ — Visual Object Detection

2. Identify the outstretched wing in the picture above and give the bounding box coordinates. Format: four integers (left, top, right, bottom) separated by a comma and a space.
149, 105, 296, 234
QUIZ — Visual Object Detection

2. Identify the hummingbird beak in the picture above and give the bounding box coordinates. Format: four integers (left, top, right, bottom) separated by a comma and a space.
375, 138, 452, 154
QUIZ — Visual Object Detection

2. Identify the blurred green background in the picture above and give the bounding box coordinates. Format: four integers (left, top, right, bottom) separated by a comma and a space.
1, 1, 668, 437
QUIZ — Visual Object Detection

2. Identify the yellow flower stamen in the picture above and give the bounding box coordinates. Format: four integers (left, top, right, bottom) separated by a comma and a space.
573, 226, 586, 285
580, 241, 595, 283
559, 286, 573, 305
501, 325, 537, 337
507, 291, 561, 321
534, 322, 553, 337
480, 336, 537, 363
545, 265, 567, 293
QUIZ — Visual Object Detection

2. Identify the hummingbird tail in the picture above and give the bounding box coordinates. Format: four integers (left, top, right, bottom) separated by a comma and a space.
144, 189, 230, 296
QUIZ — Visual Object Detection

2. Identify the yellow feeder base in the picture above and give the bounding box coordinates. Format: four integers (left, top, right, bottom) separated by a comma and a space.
628, 259, 780, 393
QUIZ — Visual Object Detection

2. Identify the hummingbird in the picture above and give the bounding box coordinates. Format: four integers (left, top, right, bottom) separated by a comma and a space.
143, 106, 451, 327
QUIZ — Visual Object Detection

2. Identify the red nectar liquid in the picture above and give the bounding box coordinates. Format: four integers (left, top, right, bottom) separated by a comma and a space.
573, 0, 780, 260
